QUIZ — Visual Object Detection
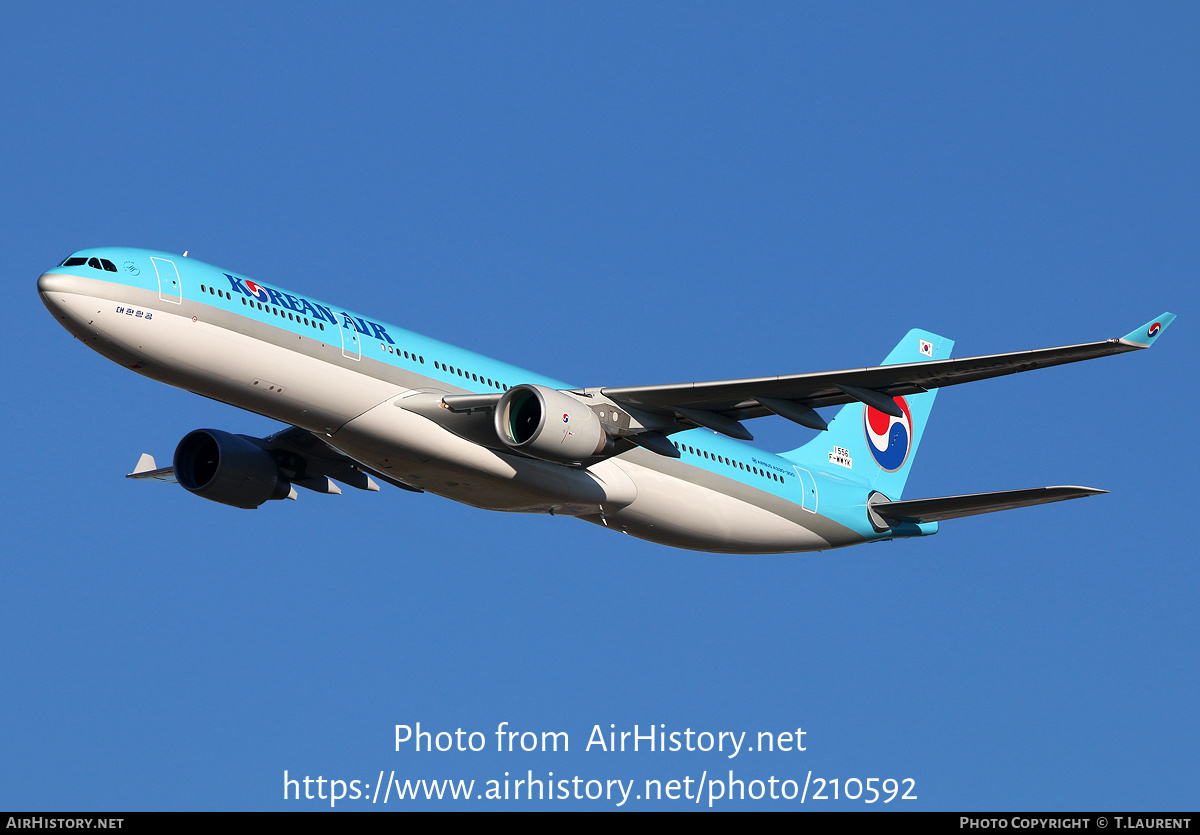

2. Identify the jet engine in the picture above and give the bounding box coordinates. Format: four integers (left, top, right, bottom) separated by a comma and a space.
494, 385, 610, 465
172, 429, 292, 509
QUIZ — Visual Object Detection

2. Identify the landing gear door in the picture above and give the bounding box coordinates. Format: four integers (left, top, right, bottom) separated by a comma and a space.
792, 466, 818, 513
151, 257, 181, 304
338, 313, 362, 361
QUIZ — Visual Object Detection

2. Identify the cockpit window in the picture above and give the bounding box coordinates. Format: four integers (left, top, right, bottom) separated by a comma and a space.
61, 256, 119, 271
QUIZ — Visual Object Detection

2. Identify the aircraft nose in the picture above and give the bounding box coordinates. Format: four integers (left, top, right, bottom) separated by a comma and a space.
38, 271, 75, 297
37, 271, 96, 321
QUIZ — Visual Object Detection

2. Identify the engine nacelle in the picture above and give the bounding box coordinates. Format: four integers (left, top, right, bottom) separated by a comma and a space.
172, 429, 292, 509
494, 385, 609, 464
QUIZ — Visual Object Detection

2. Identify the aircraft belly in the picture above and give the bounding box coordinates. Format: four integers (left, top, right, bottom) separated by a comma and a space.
330, 400, 637, 514
600, 463, 833, 554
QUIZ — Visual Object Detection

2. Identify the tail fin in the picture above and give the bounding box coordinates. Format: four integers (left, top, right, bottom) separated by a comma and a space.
780, 329, 954, 500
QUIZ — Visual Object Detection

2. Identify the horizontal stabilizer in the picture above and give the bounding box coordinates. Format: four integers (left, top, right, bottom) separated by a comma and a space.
873, 486, 1107, 523
126, 453, 177, 483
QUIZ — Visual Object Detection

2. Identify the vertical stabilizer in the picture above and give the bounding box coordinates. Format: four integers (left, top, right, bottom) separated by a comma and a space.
780, 329, 954, 500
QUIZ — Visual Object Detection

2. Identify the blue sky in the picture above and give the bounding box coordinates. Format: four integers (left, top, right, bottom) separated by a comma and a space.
3, 3, 1196, 810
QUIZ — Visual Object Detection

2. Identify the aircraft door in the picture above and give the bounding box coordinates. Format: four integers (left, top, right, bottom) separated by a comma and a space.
151, 257, 182, 304
792, 466, 818, 513
338, 313, 362, 361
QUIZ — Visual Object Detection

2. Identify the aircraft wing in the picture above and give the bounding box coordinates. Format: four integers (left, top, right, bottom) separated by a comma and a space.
438, 313, 1174, 446
260, 426, 424, 493
125, 426, 423, 494
594, 313, 1175, 438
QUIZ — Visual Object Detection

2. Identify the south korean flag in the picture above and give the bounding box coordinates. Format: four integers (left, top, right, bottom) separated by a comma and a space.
919, 338, 933, 357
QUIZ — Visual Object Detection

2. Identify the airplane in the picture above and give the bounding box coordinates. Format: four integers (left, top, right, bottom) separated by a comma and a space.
37, 247, 1174, 554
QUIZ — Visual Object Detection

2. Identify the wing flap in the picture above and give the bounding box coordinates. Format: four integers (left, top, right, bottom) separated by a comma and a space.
872, 486, 1107, 523
125, 428, 423, 494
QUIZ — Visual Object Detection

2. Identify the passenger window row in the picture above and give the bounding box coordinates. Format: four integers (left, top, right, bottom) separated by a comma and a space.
197, 282, 329, 333
199, 283, 233, 301
671, 441, 786, 483
378, 343, 425, 366
196, 281, 507, 388
432, 360, 509, 391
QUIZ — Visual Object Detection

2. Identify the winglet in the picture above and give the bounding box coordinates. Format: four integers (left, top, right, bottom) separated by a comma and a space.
1122, 312, 1176, 347
132, 453, 158, 474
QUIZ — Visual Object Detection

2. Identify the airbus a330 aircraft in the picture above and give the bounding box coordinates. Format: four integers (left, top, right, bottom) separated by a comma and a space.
38, 248, 1174, 554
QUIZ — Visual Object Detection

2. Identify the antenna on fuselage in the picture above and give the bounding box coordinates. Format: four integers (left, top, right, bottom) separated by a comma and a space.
183, 251, 188, 257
